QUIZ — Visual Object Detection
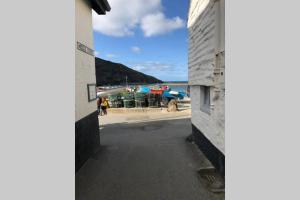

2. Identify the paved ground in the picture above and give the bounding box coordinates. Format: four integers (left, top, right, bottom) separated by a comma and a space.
76, 118, 224, 200
99, 108, 191, 126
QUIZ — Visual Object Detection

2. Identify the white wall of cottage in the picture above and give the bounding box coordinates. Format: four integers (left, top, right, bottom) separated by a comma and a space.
188, 0, 225, 153
75, 0, 97, 121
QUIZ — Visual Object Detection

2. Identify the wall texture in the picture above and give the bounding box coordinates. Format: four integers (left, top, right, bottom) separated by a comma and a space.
188, 0, 225, 154
75, 0, 100, 172
75, 0, 97, 122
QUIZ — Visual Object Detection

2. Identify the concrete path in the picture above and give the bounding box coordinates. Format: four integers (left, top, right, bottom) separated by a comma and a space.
76, 118, 224, 200
99, 108, 191, 126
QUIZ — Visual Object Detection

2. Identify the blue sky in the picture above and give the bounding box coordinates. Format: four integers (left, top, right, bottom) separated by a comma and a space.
92, 0, 189, 81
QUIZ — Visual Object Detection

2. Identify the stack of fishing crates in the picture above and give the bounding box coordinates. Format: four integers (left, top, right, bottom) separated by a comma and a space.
148, 93, 161, 108
108, 94, 123, 108
123, 92, 135, 108
134, 92, 147, 108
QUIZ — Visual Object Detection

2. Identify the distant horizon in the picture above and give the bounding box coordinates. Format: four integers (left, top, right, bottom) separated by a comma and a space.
95, 56, 187, 83
98, 81, 188, 86
163, 81, 188, 83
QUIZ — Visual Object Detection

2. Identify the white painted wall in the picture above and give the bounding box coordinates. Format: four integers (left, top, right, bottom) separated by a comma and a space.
75, 0, 97, 121
188, 0, 225, 153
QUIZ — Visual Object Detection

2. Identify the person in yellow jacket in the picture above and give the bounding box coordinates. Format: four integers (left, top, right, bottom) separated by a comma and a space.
101, 97, 109, 115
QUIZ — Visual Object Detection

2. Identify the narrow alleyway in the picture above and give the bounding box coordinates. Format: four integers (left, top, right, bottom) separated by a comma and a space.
76, 118, 224, 200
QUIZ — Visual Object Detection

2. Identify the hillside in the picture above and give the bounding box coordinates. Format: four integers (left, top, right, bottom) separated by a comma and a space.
95, 57, 163, 86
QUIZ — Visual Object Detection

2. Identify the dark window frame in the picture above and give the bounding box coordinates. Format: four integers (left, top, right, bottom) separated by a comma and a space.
200, 85, 210, 114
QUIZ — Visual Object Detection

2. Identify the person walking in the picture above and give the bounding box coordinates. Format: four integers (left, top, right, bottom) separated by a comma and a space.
97, 97, 102, 115
101, 97, 108, 115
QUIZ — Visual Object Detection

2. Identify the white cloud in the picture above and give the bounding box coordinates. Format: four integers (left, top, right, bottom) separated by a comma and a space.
92, 0, 185, 37
106, 53, 116, 58
94, 51, 100, 56
131, 46, 141, 53
131, 61, 174, 72
141, 13, 185, 37
128, 61, 187, 81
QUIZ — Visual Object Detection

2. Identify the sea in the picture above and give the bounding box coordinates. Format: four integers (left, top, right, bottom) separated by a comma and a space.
141, 82, 188, 93
101, 82, 189, 94
99, 82, 189, 98
167, 85, 188, 93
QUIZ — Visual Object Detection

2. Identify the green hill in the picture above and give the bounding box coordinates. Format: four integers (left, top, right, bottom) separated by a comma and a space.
95, 57, 163, 86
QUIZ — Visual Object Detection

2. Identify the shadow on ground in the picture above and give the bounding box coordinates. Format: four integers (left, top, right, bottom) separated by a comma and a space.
76, 118, 224, 200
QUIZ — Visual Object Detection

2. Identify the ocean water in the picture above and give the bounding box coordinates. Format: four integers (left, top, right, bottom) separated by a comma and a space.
139, 83, 189, 98
140, 83, 188, 93
168, 85, 188, 93
101, 83, 189, 98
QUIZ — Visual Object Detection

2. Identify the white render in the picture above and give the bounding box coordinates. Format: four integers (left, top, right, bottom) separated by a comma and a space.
75, 0, 97, 121
188, 0, 225, 154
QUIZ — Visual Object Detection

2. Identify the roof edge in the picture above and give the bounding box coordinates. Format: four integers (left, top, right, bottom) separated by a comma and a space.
90, 0, 111, 15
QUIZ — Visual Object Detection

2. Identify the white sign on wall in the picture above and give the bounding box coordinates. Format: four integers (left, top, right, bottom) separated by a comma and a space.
87, 84, 97, 102
77, 41, 94, 56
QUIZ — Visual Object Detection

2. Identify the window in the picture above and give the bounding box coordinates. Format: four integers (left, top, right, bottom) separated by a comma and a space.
200, 86, 210, 114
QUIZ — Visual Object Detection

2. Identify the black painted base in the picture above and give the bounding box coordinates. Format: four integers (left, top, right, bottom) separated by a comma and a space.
75, 111, 100, 172
192, 124, 225, 178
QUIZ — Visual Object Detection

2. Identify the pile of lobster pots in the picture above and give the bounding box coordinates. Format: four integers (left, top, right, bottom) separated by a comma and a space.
108, 85, 185, 109
134, 92, 147, 108
108, 94, 123, 108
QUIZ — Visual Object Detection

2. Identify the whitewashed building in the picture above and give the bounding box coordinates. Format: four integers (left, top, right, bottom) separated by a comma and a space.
75, 0, 110, 171
188, 0, 225, 176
